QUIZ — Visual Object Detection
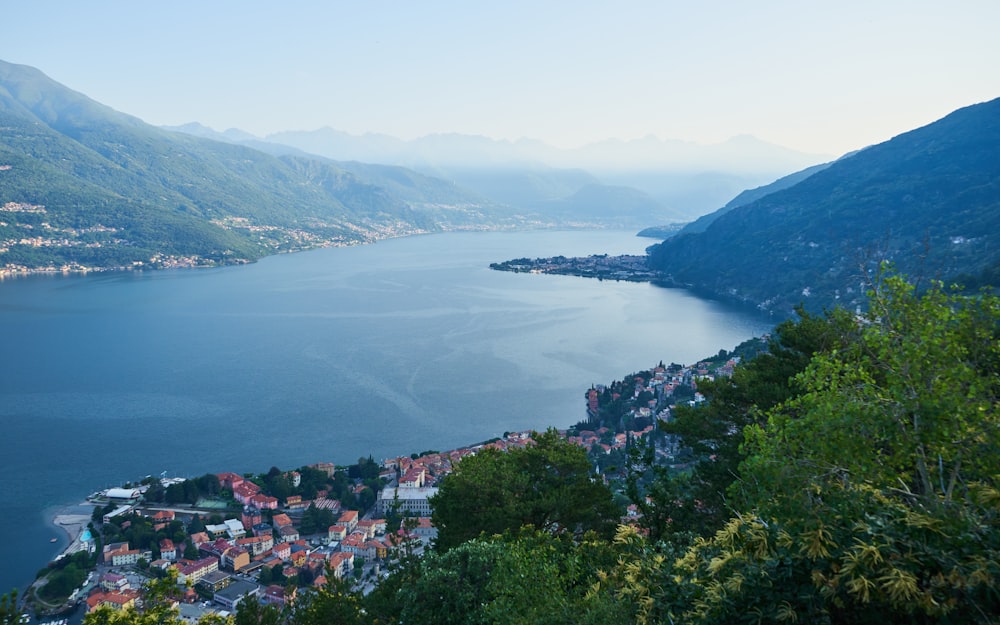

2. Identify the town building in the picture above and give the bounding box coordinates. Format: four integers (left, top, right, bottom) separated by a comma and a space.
375, 486, 438, 516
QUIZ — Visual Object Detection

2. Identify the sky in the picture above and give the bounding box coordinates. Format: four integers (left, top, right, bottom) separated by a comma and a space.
2, 0, 999, 157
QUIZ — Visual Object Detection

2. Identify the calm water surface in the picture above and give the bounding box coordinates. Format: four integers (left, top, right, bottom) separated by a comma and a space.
0, 230, 773, 594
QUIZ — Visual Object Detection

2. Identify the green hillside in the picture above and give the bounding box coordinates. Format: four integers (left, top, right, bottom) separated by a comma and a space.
647, 97, 1000, 316
0, 60, 504, 274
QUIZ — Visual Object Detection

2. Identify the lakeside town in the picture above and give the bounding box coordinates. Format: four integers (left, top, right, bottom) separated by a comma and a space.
18, 347, 760, 623
489, 253, 662, 283
0, 200, 417, 280
0, 199, 508, 281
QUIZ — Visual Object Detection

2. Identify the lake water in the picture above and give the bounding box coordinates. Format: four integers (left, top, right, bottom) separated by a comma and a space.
0, 229, 773, 595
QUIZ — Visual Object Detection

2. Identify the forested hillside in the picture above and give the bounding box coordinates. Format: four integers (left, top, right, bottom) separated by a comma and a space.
647, 97, 1000, 316
0, 60, 506, 273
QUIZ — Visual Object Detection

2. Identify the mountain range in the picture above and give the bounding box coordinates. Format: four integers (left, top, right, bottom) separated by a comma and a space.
173, 123, 828, 220
0, 60, 705, 274
646, 97, 1000, 316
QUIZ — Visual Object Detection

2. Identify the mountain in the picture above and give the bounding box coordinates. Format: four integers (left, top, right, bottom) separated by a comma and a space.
177, 127, 689, 226
265, 128, 827, 173
251, 128, 830, 219
0, 60, 520, 273
672, 160, 837, 236
646, 98, 1000, 317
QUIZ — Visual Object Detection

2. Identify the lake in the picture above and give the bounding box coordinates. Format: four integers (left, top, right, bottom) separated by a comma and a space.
0, 229, 773, 595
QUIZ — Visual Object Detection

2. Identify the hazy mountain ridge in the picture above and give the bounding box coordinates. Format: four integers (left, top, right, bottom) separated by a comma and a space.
173, 123, 829, 221
646, 97, 1000, 316
672, 160, 838, 236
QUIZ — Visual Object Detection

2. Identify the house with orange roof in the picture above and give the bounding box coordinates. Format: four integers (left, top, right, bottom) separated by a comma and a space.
328, 551, 354, 579
159, 539, 177, 561
328, 524, 347, 542
370, 539, 389, 561
354, 519, 377, 539
271, 513, 293, 528
217, 472, 244, 491
85, 594, 105, 613
271, 541, 291, 561
399, 467, 426, 488
250, 493, 279, 510
103, 543, 142, 567
84, 590, 139, 613
340, 533, 365, 554
150, 509, 175, 531
236, 535, 274, 557
289, 550, 308, 567
233, 481, 262, 504
337, 510, 359, 532
174, 556, 219, 585
412, 517, 437, 539
310, 462, 336, 478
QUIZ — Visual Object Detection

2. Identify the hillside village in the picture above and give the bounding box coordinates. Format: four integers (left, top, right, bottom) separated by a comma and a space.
29, 351, 751, 620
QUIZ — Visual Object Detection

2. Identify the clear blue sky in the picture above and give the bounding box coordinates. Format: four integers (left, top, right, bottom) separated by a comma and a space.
3, 0, 998, 156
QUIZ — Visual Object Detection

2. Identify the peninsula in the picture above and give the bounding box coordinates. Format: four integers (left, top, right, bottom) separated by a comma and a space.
489, 254, 661, 283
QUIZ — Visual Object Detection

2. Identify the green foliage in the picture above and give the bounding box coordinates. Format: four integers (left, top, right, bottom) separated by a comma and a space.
367, 530, 627, 625
83, 571, 189, 625
630, 308, 855, 541
164, 475, 218, 506
36, 550, 92, 603
347, 456, 380, 481
0, 590, 18, 625
602, 271, 1000, 623
233, 596, 282, 625
741, 273, 1000, 511
298, 504, 335, 537
284, 576, 366, 625
431, 429, 621, 551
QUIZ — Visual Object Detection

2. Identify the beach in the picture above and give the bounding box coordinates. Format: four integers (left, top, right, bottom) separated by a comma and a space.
50, 505, 95, 559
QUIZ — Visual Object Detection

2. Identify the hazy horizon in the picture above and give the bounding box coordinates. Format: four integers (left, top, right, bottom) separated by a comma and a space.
3, 1, 998, 157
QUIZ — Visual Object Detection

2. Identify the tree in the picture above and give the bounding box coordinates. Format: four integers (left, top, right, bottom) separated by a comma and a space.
581, 273, 1000, 623
84, 570, 188, 625
372, 530, 625, 625
234, 596, 283, 625
0, 590, 19, 625
286, 576, 366, 625
626, 273, 1000, 624
188, 514, 206, 535
183, 539, 199, 561
741, 274, 1000, 510
631, 306, 855, 540
430, 429, 620, 551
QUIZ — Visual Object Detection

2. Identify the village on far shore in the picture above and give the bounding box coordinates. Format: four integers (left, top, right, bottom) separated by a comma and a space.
26, 343, 762, 623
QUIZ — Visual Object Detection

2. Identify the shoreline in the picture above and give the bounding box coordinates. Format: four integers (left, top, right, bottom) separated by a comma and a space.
49, 504, 95, 561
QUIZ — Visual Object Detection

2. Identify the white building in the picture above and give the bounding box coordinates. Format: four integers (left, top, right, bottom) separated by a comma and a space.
376, 486, 439, 516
